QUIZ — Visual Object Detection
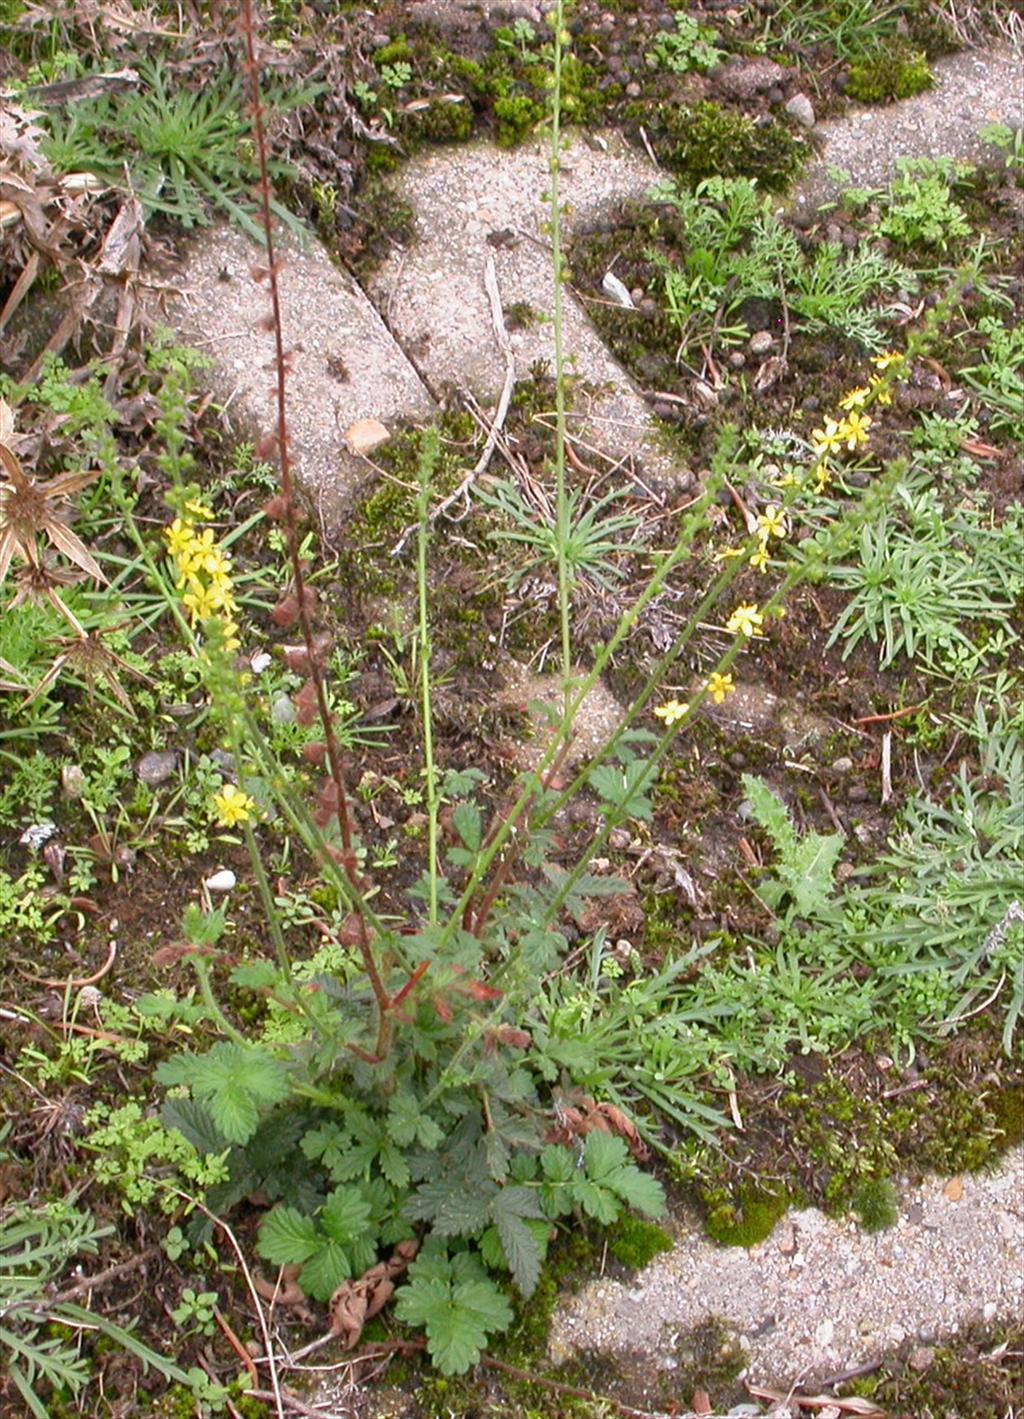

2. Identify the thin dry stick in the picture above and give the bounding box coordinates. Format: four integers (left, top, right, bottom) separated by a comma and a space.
51, 1244, 161, 1305
18, 939, 118, 989
182, 1194, 285, 1419
482, 1355, 671, 1419
390, 253, 516, 556
243, 1391, 340, 1419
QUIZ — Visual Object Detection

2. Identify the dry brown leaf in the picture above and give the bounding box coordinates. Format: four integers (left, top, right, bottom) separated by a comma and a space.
748, 1383, 884, 1416
253, 1264, 314, 1325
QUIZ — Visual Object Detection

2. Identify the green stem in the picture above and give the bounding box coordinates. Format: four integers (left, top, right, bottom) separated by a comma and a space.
548, 0, 573, 711
191, 955, 247, 1046
417, 428, 440, 924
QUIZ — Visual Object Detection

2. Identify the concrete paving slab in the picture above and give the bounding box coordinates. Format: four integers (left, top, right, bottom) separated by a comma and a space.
550, 1145, 1024, 1397
159, 224, 435, 515
791, 46, 1024, 219
367, 132, 694, 491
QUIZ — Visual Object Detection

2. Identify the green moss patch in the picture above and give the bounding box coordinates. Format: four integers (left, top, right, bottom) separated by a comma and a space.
846, 42, 933, 104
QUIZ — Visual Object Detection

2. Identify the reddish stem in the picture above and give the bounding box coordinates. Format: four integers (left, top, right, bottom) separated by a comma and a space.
237, 2, 390, 1026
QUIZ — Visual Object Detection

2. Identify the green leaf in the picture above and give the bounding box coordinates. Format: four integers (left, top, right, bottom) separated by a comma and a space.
257, 1205, 320, 1267
492, 1214, 546, 1297
489, 1186, 547, 1295
452, 801, 482, 852
780, 832, 843, 917
379, 1140, 411, 1190
157, 1043, 289, 1145
394, 1263, 513, 1375
583, 1133, 666, 1218
405, 1174, 497, 1237
575, 1177, 620, 1224
299, 1240, 353, 1301
160, 1097, 227, 1155
741, 774, 796, 855
321, 1187, 372, 1245
587, 760, 655, 823
230, 960, 279, 990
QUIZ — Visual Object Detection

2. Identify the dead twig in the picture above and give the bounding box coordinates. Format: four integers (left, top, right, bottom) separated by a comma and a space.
180, 1192, 285, 1419
390, 254, 515, 555
51, 1244, 162, 1305
484, 1355, 672, 1417
852, 703, 923, 726
17, 939, 117, 990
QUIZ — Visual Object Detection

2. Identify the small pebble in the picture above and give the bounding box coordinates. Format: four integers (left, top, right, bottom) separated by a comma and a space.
62, 764, 87, 798
831, 756, 854, 773
204, 869, 237, 893
136, 750, 178, 786
847, 783, 870, 802
343, 417, 390, 456
786, 93, 816, 128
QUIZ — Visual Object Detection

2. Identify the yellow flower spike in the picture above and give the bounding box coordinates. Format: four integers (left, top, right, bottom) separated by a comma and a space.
706, 671, 735, 704
726, 603, 764, 638
837, 411, 872, 448
749, 543, 771, 572
185, 499, 215, 520
756, 504, 787, 540
211, 783, 255, 828
838, 386, 870, 410
653, 699, 689, 727
867, 376, 893, 406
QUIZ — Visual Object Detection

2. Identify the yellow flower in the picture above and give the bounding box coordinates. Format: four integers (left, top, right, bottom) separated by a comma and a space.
871, 350, 904, 372
836, 411, 872, 448
179, 528, 231, 580
838, 386, 870, 410
185, 498, 215, 519
749, 543, 770, 572
714, 547, 746, 562
164, 518, 197, 562
814, 463, 831, 492
867, 376, 893, 406
810, 418, 845, 456
182, 580, 236, 622
726, 603, 764, 638
653, 699, 689, 727
756, 504, 787, 540
706, 671, 735, 703
211, 783, 255, 828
